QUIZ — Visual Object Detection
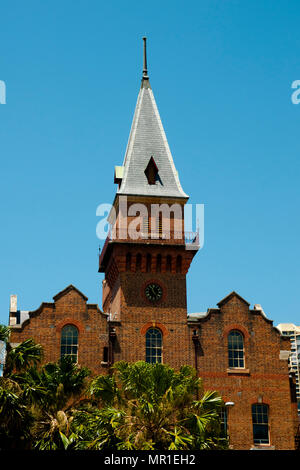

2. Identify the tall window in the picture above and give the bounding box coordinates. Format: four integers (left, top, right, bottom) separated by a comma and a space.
60, 325, 78, 362
146, 328, 162, 363
252, 404, 269, 444
219, 407, 228, 438
228, 330, 244, 368
166, 255, 172, 272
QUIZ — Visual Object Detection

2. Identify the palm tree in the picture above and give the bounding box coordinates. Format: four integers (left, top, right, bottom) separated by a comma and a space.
72, 361, 228, 450
0, 327, 43, 449
0, 377, 33, 449
0, 325, 228, 451
30, 356, 91, 450
0, 324, 10, 343
0, 326, 91, 450
4, 338, 43, 376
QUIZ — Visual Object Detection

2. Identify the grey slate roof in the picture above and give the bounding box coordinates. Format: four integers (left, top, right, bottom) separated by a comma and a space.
187, 312, 208, 321
117, 78, 188, 199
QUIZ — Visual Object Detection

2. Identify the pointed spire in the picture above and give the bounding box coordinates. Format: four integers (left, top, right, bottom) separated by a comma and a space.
141, 37, 151, 89
142, 37, 149, 79
115, 38, 188, 200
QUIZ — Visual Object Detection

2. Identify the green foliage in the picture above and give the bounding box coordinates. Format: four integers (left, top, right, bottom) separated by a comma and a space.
0, 324, 10, 343
0, 328, 91, 450
33, 355, 90, 410
0, 324, 227, 451
0, 330, 44, 448
5, 338, 43, 375
71, 361, 228, 450
29, 356, 91, 450
0, 377, 33, 447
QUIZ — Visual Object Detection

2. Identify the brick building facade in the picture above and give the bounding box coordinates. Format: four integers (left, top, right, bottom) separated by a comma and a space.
8, 39, 299, 450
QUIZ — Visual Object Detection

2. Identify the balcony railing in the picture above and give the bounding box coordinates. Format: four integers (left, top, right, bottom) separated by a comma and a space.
104, 227, 198, 244
99, 228, 199, 269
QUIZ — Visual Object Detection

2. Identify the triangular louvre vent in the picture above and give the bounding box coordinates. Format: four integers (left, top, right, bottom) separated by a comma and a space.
145, 156, 158, 185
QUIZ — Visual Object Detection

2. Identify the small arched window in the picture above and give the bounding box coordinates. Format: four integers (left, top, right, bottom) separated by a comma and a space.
146, 328, 162, 363
166, 255, 172, 272
176, 255, 182, 273
146, 254, 152, 273
228, 330, 244, 368
126, 252, 131, 271
136, 253, 142, 272
252, 404, 269, 444
156, 254, 162, 273
60, 324, 78, 362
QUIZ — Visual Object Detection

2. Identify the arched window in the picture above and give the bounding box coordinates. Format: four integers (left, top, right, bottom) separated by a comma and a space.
146, 254, 152, 273
252, 404, 269, 444
156, 254, 162, 273
136, 253, 142, 271
166, 255, 172, 272
228, 330, 244, 368
60, 325, 78, 362
176, 255, 182, 273
126, 252, 131, 271
146, 328, 162, 363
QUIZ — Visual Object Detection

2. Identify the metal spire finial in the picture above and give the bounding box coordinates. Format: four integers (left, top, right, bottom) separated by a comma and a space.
142, 37, 149, 79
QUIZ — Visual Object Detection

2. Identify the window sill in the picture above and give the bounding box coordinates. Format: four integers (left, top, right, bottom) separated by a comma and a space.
250, 445, 274, 450
227, 368, 250, 375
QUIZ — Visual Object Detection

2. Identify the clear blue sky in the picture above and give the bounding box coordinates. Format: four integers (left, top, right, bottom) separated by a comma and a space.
0, 0, 300, 327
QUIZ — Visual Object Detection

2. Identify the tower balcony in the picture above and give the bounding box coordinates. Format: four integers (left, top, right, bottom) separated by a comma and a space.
98, 228, 199, 272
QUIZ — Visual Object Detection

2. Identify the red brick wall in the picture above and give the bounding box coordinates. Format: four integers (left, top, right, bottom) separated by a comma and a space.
193, 294, 296, 450
102, 242, 195, 369
9, 287, 109, 375
110, 271, 193, 368
8, 275, 297, 450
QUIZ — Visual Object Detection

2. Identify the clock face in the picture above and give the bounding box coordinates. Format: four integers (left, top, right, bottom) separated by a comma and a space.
145, 283, 163, 302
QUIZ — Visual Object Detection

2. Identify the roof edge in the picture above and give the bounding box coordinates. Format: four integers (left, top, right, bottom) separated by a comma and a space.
53, 284, 88, 302
217, 291, 250, 307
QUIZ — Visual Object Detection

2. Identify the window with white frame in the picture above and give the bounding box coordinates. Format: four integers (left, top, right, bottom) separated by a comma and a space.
146, 328, 162, 363
228, 330, 245, 368
252, 404, 269, 445
60, 324, 78, 362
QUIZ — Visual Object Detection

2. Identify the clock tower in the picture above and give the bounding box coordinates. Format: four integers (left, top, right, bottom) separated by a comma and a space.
98, 38, 199, 368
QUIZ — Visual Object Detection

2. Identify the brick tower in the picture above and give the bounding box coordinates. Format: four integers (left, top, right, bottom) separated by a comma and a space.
98, 38, 199, 368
